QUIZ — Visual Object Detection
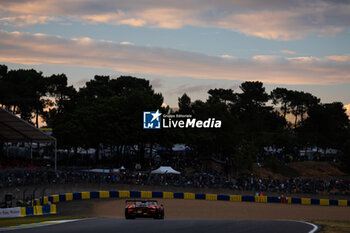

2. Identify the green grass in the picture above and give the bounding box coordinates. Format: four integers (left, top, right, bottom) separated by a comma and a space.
0, 215, 87, 227
312, 220, 350, 233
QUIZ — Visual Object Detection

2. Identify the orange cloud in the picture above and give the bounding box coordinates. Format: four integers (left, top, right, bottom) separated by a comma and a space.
0, 30, 350, 85
280, 50, 296, 54
325, 55, 350, 62
0, 0, 349, 40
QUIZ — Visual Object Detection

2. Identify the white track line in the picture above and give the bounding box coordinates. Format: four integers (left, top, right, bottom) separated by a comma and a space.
280, 220, 319, 233
295, 221, 318, 233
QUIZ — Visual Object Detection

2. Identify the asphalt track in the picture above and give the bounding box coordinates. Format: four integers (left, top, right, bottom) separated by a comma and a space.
2, 218, 318, 233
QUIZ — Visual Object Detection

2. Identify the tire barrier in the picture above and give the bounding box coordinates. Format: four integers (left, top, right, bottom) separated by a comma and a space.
33, 190, 349, 207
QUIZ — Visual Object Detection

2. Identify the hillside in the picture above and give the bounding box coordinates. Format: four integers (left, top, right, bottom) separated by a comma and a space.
253, 161, 348, 178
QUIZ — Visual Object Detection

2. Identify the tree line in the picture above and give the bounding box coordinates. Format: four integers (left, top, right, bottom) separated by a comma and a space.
0, 64, 349, 173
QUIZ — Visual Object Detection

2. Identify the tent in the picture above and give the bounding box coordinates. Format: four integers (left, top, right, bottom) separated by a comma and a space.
81, 168, 120, 173
151, 166, 181, 175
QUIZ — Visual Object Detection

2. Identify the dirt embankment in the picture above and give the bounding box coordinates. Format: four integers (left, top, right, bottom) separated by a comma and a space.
57, 199, 350, 221
253, 161, 347, 178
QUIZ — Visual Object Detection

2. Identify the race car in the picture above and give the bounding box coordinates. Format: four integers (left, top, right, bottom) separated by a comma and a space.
125, 200, 164, 219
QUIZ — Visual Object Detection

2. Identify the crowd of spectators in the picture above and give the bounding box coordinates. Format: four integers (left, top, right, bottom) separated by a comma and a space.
1, 165, 350, 196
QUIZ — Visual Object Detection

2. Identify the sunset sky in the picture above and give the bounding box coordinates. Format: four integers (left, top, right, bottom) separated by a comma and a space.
0, 0, 349, 113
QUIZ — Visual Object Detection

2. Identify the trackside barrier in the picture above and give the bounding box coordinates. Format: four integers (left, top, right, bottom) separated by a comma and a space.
184, 193, 195, 199
230, 195, 242, 202
205, 194, 217, 200
163, 192, 174, 199
255, 196, 267, 203
267, 196, 280, 203
36, 190, 349, 207
0, 204, 57, 217
217, 195, 229, 201
301, 198, 311, 205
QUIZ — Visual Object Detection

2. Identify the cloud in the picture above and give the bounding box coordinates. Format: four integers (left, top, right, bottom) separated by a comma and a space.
0, 30, 350, 85
169, 84, 219, 95
325, 55, 350, 62
150, 78, 163, 88
220, 54, 235, 59
0, 0, 350, 40
280, 50, 296, 54
0, 15, 58, 27
120, 41, 134, 45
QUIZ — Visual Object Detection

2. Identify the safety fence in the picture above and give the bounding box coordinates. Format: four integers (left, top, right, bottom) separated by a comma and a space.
33, 190, 350, 207
0, 205, 56, 218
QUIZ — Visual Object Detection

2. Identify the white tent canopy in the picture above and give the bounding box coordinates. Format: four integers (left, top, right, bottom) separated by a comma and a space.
151, 166, 181, 175
81, 168, 120, 173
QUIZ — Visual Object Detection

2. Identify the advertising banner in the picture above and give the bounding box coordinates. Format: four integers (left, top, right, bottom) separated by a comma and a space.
0, 207, 22, 218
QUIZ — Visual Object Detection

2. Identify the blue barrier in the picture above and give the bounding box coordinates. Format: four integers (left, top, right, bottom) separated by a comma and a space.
59, 194, 66, 202
242, 196, 254, 202
267, 196, 280, 203
26, 206, 34, 216
174, 192, 184, 199
291, 197, 301, 204
90, 191, 99, 199
195, 194, 206, 200
152, 191, 163, 198
217, 195, 229, 201
130, 191, 141, 198
42, 204, 51, 214
329, 199, 338, 206
73, 192, 82, 200
109, 190, 118, 198
311, 198, 320, 205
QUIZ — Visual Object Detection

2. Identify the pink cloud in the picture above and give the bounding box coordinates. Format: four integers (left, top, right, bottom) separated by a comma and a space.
325, 55, 350, 62
280, 50, 296, 54
0, 0, 349, 40
0, 30, 350, 85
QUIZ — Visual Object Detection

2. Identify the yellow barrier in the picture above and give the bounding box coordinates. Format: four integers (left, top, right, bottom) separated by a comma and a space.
99, 191, 110, 198
65, 193, 73, 201
51, 195, 59, 203
34, 205, 43, 215
205, 194, 217, 201
21, 207, 26, 217
42, 196, 49, 205
81, 192, 90, 200
50, 204, 57, 214
288, 197, 292, 204
338, 200, 348, 206
320, 199, 329, 206
141, 191, 152, 198
301, 198, 311, 205
163, 192, 174, 199
119, 191, 130, 198
230, 195, 242, 202
184, 193, 195, 199
255, 196, 267, 203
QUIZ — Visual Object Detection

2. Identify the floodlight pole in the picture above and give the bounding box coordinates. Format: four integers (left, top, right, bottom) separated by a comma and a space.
30, 141, 33, 161
54, 139, 57, 173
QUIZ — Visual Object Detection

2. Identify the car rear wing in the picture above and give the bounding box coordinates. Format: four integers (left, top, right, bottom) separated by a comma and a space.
125, 199, 158, 204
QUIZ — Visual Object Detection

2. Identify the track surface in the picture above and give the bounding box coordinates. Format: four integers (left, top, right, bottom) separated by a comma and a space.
2, 218, 316, 233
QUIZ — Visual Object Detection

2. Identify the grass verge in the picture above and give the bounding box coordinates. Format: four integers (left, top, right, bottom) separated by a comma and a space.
0, 215, 87, 227
312, 220, 350, 233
